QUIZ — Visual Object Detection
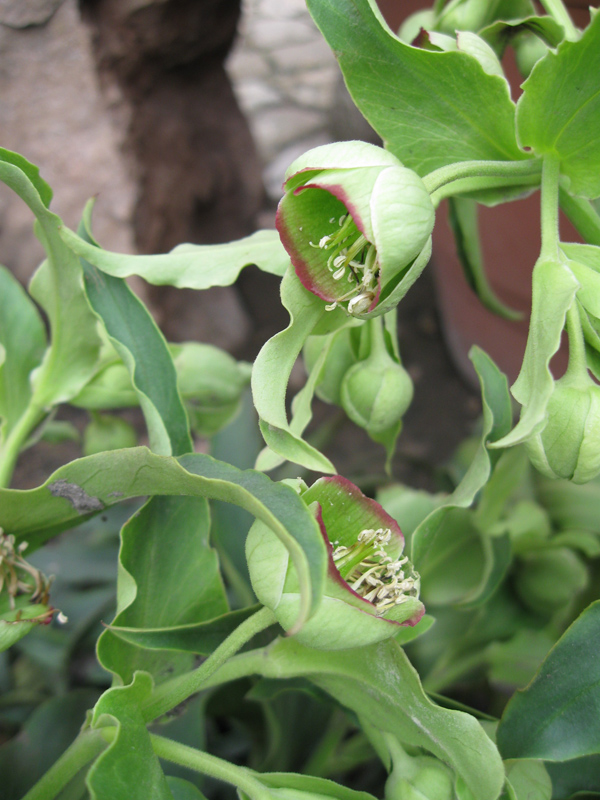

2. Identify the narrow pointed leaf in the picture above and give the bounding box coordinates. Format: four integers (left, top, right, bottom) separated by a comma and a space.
491, 258, 580, 448
253, 267, 340, 473
60, 226, 290, 286
78, 205, 192, 456
412, 347, 512, 566
109, 606, 261, 655
448, 197, 521, 320
0, 265, 46, 438
0, 150, 101, 408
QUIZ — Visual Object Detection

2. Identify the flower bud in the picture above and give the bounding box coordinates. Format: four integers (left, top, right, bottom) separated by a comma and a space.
526, 379, 600, 483
276, 141, 434, 318
514, 33, 550, 78
83, 413, 137, 456
341, 356, 413, 436
246, 476, 424, 650
385, 738, 453, 800
514, 547, 588, 616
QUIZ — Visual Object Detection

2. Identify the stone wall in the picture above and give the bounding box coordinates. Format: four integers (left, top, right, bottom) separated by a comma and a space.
226, 0, 376, 203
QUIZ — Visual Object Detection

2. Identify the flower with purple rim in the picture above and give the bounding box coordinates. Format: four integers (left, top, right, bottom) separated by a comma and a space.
246, 475, 424, 650
276, 141, 434, 317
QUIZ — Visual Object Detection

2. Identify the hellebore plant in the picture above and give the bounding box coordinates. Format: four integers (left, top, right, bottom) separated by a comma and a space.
247, 476, 423, 650
276, 141, 435, 317
4, 2, 600, 800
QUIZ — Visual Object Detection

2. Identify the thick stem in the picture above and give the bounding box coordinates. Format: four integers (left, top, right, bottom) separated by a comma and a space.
20, 729, 106, 800
142, 606, 277, 722
540, 154, 561, 262
539, 0, 579, 40
430, 172, 542, 208
0, 402, 45, 488
423, 159, 542, 196
150, 734, 270, 800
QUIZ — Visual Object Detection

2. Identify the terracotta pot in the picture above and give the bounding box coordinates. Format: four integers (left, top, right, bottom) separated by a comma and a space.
376, 1, 597, 386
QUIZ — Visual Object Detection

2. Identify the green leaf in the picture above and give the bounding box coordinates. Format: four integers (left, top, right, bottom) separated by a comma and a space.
0, 152, 101, 408
83, 414, 137, 456
479, 16, 564, 57
545, 755, 600, 798
97, 495, 227, 684
60, 226, 290, 286
253, 267, 340, 474
447, 197, 521, 320
535, 472, 600, 532
306, 0, 525, 175
503, 759, 551, 800
258, 771, 377, 800
89, 672, 174, 800
0, 266, 46, 438
497, 599, 600, 760
491, 258, 580, 449
0, 147, 53, 206
78, 204, 192, 457
516, 12, 600, 198
254, 637, 505, 800
108, 606, 261, 655
166, 777, 208, 800
412, 346, 512, 566
0, 448, 327, 631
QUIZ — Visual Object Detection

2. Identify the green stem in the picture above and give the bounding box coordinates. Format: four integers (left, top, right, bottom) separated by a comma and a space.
564, 302, 590, 384
150, 733, 270, 800
559, 188, 600, 246
430, 172, 542, 208
20, 729, 106, 800
142, 606, 277, 722
539, 0, 579, 40
197, 647, 270, 691
0, 401, 45, 488
423, 159, 542, 196
368, 316, 389, 361
540, 153, 561, 262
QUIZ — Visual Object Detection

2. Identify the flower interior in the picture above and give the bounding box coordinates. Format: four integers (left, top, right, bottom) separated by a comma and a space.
310, 213, 379, 315
277, 186, 380, 315
302, 476, 422, 622
332, 526, 419, 615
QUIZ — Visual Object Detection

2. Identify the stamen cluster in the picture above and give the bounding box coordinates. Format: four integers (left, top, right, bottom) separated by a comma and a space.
332, 527, 418, 615
0, 529, 52, 610
310, 214, 379, 314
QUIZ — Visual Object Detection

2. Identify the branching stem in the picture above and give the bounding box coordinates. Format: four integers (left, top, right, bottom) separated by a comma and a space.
150, 733, 270, 800
142, 605, 276, 722
423, 159, 542, 196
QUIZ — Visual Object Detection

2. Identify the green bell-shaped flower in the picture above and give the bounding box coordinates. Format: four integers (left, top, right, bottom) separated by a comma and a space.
276, 141, 434, 318
246, 476, 424, 650
526, 378, 600, 484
